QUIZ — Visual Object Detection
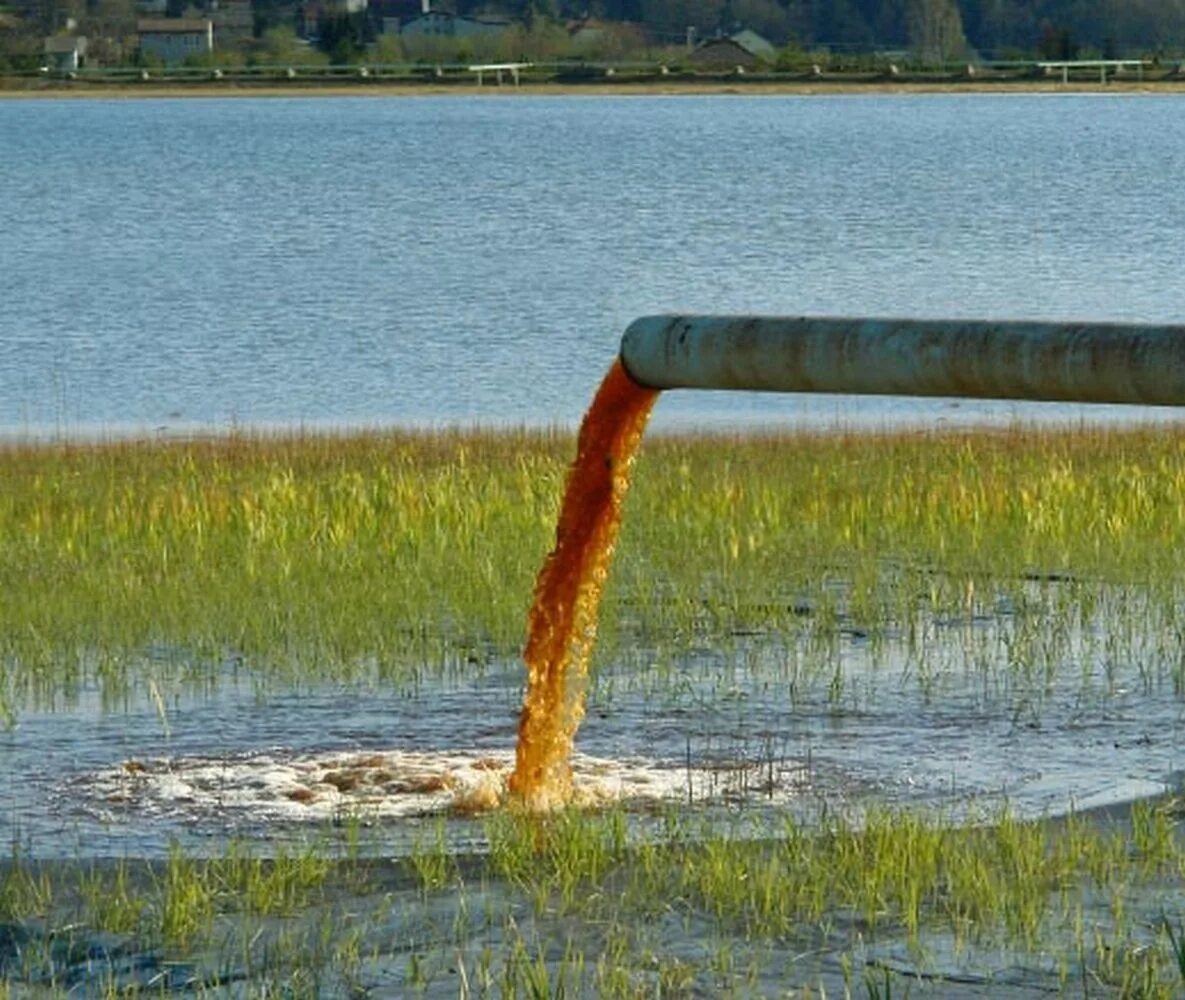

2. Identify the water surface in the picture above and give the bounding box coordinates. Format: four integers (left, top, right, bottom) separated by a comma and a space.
6, 589, 1182, 860
2, 93, 1184, 435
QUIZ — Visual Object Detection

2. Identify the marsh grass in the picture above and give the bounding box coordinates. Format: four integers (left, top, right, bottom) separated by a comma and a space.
78, 859, 143, 934
4, 802, 1185, 994
485, 802, 1185, 995
4, 424, 1185, 715
0, 849, 52, 921
406, 817, 457, 892
0, 429, 569, 711
7, 423, 1185, 991
11, 837, 337, 960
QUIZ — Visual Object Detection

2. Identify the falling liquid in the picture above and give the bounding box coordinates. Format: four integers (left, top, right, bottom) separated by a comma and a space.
508, 359, 659, 810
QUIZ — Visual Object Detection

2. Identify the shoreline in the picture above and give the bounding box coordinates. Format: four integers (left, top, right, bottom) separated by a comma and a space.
4, 416, 1184, 453
4, 77, 1185, 99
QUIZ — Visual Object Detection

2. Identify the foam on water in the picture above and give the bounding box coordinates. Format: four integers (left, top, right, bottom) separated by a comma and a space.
75, 748, 811, 827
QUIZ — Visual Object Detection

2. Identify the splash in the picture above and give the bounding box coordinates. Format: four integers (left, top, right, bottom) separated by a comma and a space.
508, 359, 659, 810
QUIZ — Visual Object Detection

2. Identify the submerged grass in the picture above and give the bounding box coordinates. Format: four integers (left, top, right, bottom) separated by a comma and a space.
4, 423, 1185, 712
3, 801, 1185, 994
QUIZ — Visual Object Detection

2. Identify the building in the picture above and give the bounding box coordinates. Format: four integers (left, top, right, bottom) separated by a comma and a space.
687, 31, 774, 70
137, 18, 214, 64
210, 0, 254, 47
729, 29, 775, 61
400, 11, 511, 41
43, 34, 88, 72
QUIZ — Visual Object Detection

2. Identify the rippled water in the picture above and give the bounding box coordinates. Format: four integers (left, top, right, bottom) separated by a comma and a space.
2, 93, 1184, 435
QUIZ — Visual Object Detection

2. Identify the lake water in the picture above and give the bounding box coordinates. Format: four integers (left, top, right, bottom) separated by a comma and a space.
2, 92, 1185, 436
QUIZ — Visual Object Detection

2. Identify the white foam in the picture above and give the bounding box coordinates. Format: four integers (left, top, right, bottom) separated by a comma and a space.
81, 748, 809, 823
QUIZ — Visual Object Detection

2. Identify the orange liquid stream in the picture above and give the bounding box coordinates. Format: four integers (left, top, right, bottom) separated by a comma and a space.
508, 359, 659, 810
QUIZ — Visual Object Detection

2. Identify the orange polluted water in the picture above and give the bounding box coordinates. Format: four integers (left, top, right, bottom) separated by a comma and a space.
508, 359, 660, 810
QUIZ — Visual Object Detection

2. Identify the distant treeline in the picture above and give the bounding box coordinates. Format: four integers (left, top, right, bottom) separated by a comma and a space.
4, 0, 1183, 75
494, 0, 1185, 58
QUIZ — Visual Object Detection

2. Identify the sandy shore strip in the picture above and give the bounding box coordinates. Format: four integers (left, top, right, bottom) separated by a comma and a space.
4, 78, 1185, 99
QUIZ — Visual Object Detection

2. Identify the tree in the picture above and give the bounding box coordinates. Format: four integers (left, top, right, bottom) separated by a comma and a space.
83, 0, 138, 64
866, 0, 910, 49
251, 0, 291, 37
316, 10, 371, 63
252, 24, 327, 65
730, 0, 794, 44
639, 0, 727, 45
808, 0, 874, 49
1036, 18, 1076, 60
970, 0, 1035, 56
0, 13, 43, 72
1101, 0, 1185, 53
907, 0, 965, 62
369, 32, 405, 63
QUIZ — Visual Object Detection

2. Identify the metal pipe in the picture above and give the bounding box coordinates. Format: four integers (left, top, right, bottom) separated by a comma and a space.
620, 315, 1185, 406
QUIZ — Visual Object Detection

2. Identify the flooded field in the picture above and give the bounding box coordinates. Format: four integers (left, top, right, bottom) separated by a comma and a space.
6, 596, 1184, 860
5, 425, 1185, 994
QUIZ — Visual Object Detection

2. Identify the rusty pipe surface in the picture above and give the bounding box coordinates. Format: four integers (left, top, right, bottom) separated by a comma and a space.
620, 315, 1185, 406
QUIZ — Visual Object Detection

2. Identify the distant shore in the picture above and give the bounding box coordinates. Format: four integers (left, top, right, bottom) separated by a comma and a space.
4, 76, 1185, 99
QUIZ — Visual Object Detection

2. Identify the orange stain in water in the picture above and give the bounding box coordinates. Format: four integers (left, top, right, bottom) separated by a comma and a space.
508, 359, 659, 810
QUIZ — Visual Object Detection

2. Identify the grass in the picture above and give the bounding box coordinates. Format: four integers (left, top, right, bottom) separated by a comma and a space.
6, 422, 1185, 992
3, 801, 1185, 994
0, 428, 567, 712
4, 423, 1185, 715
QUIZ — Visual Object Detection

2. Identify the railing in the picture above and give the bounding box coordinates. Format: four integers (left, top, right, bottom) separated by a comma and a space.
10, 57, 1181, 87
1036, 59, 1147, 84
468, 62, 532, 86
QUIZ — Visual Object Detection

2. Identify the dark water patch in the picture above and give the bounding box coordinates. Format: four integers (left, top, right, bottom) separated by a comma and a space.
0, 919, 203, 993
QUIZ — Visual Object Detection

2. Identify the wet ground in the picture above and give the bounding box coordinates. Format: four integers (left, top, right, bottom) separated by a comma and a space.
4, 591, 1185, 993
5, 806, 1184, 996
3, 587, 1183, 859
